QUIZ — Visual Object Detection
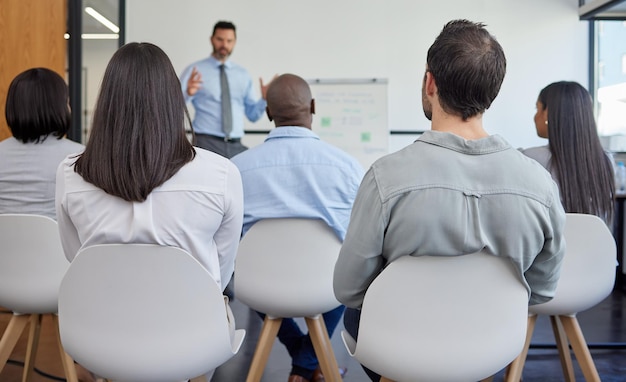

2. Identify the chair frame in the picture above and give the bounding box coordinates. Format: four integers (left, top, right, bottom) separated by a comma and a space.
58, 243, 245, 382
341, 252, 529, 382
235, 218, 344, 382
507, 213, 616, 382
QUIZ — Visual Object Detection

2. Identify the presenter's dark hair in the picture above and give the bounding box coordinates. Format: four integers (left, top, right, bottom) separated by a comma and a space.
5, 68, 71, 143
427, 19, 506, 120
213, 20, 236, 36
74, 42, 195, 203
540, 81, 614, 224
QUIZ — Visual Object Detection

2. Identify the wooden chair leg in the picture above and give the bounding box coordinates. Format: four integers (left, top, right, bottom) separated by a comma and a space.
559, 315, 601, 382
0, 314, 31, 373
305, 315, 341, 382
190, 376, 208, 382
549, 315, 575, 382
246, 316, 282, 382
51, 314, 78, 382
23, 314, 43, 382
379, 377, 395, 382
505, 314, 537, 382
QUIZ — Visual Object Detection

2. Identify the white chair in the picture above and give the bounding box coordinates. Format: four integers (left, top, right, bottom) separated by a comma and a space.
0, 214, 78, 382
235, 218, 343, 382
507, 213, 616, 382
57, 244, 245, 382
341, 251, 529, 382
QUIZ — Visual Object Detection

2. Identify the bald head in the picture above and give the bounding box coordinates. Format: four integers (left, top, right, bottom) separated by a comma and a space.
266, 74, 314, 128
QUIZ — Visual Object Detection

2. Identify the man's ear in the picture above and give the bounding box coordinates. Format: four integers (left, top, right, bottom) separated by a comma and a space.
310, 99, 315, 115
266, 106, 273, 122
425, 71, 437, 96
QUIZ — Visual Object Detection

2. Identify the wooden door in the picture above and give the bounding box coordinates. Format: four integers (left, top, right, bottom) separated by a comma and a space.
0, 0, 67, 141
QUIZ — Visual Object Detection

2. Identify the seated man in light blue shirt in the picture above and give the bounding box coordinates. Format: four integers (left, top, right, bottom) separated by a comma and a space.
231, 73, 364, 382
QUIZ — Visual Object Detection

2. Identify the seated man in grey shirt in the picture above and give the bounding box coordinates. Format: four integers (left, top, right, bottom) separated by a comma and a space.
333, 19, 565, 381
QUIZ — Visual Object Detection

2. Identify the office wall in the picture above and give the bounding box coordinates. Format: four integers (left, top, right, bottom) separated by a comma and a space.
0, 0, 67, 141
126, 0, 587, 151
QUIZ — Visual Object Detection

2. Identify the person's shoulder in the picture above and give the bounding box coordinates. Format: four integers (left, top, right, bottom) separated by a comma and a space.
57, 138, 85, 151
0, 136, 17, 147
193, 147, 242, 176
317, 140, 363, 169
230, 144, 269, 171
227, 60, 251, 75
57, 154, 99, 191
182, 56, 212, 72
161, 148, 240, 191
521, 144, 549, 156
194, 147, 235, 167
368, 140, 417, 170
519, 144, 551, 168
505, 147, 559, 196
57, 154, 83, 176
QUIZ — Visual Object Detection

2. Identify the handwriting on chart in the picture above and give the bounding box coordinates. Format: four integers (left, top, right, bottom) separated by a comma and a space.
316, 91, 377, 104
317, 92, 381, 128
320, 115, 364, 128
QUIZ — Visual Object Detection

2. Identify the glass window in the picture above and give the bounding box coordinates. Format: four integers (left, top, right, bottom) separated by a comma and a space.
68, 0, 122, 143
596, 20, 626, 136
82, 0, 121, 143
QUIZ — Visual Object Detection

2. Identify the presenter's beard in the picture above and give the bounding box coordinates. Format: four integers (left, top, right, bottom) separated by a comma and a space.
213, 48, 232, 61
421, 80, 432, 121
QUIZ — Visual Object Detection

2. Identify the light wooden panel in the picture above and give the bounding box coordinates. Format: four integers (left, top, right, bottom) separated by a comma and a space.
0, 0, 67, 141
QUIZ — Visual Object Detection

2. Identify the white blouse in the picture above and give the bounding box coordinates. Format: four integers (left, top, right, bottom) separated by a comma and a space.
55, 148, 243, 290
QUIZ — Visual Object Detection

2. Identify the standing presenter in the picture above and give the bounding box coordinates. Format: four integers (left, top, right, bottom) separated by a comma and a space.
180, 20, 274, 158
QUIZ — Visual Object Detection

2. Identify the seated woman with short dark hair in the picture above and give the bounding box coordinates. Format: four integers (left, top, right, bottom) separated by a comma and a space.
0, 68, 84, 219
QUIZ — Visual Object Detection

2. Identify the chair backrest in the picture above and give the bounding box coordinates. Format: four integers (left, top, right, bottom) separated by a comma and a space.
58, 244, 242, 382
0, 214, 69, 314
530, 213, 616, 316
346, 251, 529, 382
235, 218, 342, 318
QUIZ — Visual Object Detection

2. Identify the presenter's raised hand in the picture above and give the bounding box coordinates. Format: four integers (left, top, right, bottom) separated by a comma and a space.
186, 67, 203, 96
260, 74, 278, 100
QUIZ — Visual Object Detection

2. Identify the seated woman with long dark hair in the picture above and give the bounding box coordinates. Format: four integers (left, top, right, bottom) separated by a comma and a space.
55, 42, 243, 293
522, 81, 614, 224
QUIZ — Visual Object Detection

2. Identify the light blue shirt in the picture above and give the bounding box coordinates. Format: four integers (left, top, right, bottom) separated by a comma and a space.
180, 56, 266, 138
231, 126, 365, 241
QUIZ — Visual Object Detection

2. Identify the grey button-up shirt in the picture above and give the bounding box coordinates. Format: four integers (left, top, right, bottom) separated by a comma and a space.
334, 130, 566, 308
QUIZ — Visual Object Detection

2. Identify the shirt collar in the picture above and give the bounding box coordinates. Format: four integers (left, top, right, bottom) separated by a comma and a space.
208, 55, 232, 68
418, 130, 511, 154
265, 126, 320, 142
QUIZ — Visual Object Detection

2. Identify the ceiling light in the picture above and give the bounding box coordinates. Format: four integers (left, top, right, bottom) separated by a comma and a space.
82, 33, 119, 40
85, 6, 119, 33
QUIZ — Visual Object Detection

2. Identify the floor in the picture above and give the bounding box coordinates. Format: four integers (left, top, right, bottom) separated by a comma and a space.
2, 286, 626, 382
